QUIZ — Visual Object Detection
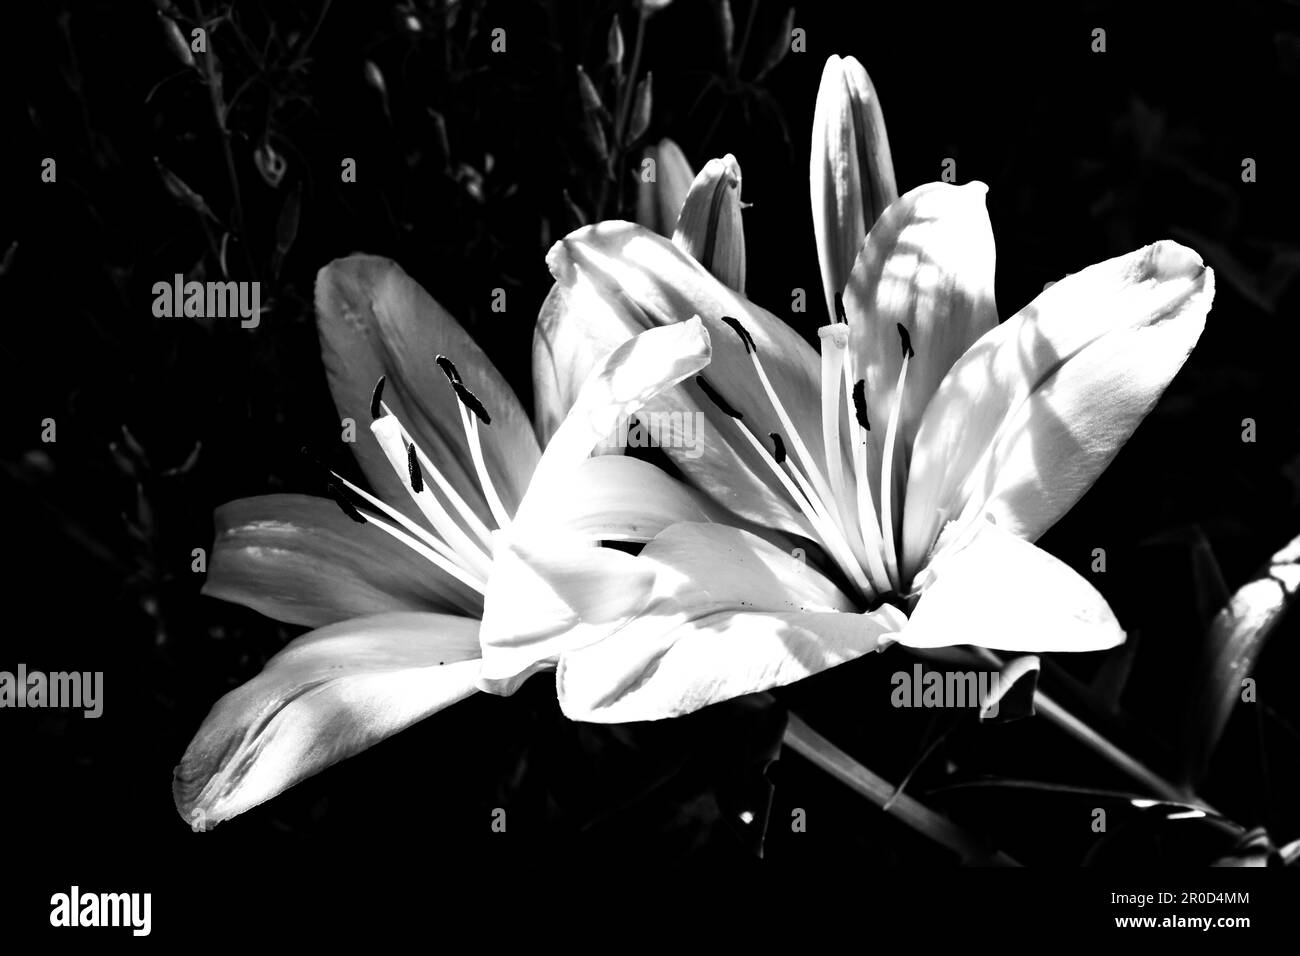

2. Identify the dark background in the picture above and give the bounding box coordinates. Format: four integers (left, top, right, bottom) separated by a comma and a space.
4, 0, 1300, 919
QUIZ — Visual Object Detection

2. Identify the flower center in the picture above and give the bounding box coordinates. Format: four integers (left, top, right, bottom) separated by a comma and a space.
706, 314, 919, 608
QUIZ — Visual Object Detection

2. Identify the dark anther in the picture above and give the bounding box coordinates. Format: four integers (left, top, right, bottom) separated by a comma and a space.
370, 375, 387, 419
696, 375, 744, 420
834, 292, 847, 324
435, 354, 462, 384
852, 380, 871, 431
896, 323, 914, 360
769, 432, 787, 464
407, 443, 424, 493
327, 482, 367, 524
720, 315, 756, 354
437, 355, 491, 424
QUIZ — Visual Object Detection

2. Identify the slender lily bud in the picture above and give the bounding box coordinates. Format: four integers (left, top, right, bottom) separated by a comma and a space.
810, 54, 898, 319
576, 65, 609, 161
635, 138, 694, 237
159, 13, 194, 68
672, 154, 746, 293
607, 18, 625, 70
626, 71, 653, 145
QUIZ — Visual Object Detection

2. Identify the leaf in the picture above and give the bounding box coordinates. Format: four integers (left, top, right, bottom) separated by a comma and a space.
1183, 533, 1300, 786
979, 655, 1039, 723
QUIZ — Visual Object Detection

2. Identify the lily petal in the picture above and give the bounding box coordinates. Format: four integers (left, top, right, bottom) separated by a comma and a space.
842, 181, 998, 461
516, 318, 712, 527
201, 494, 482, 625
545, 220, 823, 537
902, 241, 1213, 575
174, 612, 481, 829
554, 522, 906, 722
811, 54, 898, 317
635, 138, 695, 237
315, 255, 540, 525
544, 454, 724, 542
900, 518, 1124, 653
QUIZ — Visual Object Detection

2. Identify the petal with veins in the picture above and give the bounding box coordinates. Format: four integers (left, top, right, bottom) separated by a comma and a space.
316, 255, 539, 526
173, 612, 481, 829
903, 241, 1213, 576
201, 494, 483, 626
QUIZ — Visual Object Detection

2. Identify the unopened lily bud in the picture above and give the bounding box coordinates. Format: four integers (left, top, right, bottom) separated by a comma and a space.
607, 18, 625, 70
575, 66, 609, 160
713, 0, 735, 63
159, 13, 194, 68
810, 54, 898, 318
635, 138, 694, 237
672, 154, 746, 293
626, 71, 653, 144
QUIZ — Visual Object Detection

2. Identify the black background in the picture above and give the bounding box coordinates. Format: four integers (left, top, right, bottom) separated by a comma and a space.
4, 0, 1300, 932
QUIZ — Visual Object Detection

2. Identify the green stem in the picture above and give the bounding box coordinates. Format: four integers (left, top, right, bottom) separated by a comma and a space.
784, 712, 1020, 865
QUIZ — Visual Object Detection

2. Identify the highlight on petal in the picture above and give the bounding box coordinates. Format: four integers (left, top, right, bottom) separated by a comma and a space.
899, 518, 1125, 653
672, 154, 747, 293
903, 241, 1214, 576
842, 181, 998, 458
201, 494, 483, 626
174, 612, 481, 830
516, 317, 712, 527
810, 53, 898, 318
480, 518, 900, 720
635, 138, 695, 237
315, 255, 539, 525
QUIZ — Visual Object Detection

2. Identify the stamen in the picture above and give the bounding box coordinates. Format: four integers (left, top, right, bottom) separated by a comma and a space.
833, 292, 847, 324
769, 432, 786, 464
407, 443, 424, 493
342, 497, 487, 594
852, 380, 871, 431
459, 405, 513, 531
720, 315, 756, 354
896, 323, 914, 359
437, 355, 492, 425
817, 323, 863, 559
372, 414, 494, 576
328, 482, 367, 524
732, 421, 875, 600
696, 375, 744, 420
370, 375, 387, 420
878, 348, 911, 591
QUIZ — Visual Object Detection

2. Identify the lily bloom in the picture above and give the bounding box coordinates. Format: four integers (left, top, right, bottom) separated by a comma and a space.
173, 255, 715, 828
475, 56, 1216, 721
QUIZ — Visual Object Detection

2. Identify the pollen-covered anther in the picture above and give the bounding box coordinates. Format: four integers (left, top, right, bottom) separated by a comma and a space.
328, 482, 367, 524
833, 291, 848, 324
407, 443, 424, 493
769, 432, 787, 464
370, 375, 387, 419
436, 354, 492, 425
720, 315, 756, 354
896, 323, 915, 359
852, 380, 871, 431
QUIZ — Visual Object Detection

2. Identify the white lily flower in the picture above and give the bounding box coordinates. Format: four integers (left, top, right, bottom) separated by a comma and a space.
481, 182, 1214, 723
174, 255, 715, 828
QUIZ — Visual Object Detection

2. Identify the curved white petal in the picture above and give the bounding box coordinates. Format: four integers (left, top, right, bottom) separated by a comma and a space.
174, 612, 481, 829
900, 518, 1124, 653
903, 241, 1214, 577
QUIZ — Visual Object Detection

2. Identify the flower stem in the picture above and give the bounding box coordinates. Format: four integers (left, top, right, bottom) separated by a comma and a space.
783, 712, 1020, 865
